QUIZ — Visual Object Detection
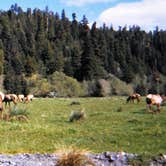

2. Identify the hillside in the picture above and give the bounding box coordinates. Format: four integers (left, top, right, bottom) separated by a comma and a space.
0, 4, 166, 95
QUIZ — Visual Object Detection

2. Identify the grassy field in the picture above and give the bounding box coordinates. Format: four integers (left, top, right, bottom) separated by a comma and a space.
0, 96, 165, 159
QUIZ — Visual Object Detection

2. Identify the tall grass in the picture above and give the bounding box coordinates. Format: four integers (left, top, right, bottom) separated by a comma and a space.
0, 97, 165, 160
55, 146, 95, 166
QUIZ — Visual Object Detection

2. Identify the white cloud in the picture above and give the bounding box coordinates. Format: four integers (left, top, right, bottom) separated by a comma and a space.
97, 0, 166, 31
61, 0, 116, 7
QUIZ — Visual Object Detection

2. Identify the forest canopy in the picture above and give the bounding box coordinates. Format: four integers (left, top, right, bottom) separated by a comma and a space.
0, 4, 166, 96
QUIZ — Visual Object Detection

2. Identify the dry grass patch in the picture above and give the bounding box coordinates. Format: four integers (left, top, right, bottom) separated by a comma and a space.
56, 146, 95, 166
2, 107, 29, 122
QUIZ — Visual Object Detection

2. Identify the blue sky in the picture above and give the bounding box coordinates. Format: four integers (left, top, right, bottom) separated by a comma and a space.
1, 0, 166, 31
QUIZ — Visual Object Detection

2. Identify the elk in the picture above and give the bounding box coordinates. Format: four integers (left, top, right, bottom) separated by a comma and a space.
126, 93, 141, 103
146, 94, 165, 113
24, 94, 34, 103
0, 92, 5, 119
17, 94, 25, 102
3, 94, 18, 108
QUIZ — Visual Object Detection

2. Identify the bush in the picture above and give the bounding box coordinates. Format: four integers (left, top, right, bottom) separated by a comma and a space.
69, 109, 85, 122
26, 74, 52, 97
82, 76, 133, 97
10, 107, 29, 117
82, 79, 110, 97
2, 107, 29, 122
49, 72, 85, 97
27, 72, 85, 97
56, 146, 95, 166
81, 80, 96, 97
108, 74, 133, 95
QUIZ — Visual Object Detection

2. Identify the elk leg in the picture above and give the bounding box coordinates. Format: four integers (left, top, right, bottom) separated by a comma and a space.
157, 104, 160, 113
147, 104, 152, 112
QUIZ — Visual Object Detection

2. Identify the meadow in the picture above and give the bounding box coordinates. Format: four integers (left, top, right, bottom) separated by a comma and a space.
0, 96, 165, 160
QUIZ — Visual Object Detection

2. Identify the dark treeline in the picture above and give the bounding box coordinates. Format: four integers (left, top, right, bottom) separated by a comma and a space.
0, 4, 166, 95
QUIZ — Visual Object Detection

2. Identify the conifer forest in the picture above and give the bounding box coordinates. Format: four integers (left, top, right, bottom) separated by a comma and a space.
0, 4, 166, 96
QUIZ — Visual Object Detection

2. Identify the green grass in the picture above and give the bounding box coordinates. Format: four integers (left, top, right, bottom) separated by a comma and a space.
0, 96, 165, 160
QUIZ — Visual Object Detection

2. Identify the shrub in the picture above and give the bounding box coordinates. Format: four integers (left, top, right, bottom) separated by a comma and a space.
56, 146, 95, 166
108, 74, 133, 95
27, 72, 85, 97
2, 107, 29, 122
81, 80, 96, 97
49, 72, 85, 97
30, 78, 52, 97
26, 74, 51, 97
70, 101, 81, 105
69, 109, 85, 122
9, 107, 29, 122
10, 107, 29, 117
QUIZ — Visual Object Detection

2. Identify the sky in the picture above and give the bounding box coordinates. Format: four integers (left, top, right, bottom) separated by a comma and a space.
1, 0, 166, 32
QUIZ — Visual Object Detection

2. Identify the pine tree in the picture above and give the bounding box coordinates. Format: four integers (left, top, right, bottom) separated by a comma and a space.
71, 13, 79, 40
0, 40, 4, 75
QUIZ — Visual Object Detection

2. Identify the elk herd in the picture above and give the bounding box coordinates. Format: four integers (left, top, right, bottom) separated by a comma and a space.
126, 93, 166, 113
0, 90, 165, 119
0, 92, 34, 117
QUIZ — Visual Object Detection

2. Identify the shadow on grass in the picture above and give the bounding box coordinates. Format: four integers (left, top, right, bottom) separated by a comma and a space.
132, 109, 151, 115
161, 102, 166, 106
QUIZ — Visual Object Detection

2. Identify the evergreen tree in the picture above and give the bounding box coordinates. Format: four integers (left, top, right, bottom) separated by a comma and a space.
0, 40, 4, 75
71, 41, 82, 80
71, 13, 79, 40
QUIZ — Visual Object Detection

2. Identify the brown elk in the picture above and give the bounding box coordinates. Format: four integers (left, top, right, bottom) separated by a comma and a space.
24, 94, 34, 103
126, 93, 141, 103
17, 94, 25, 102
146, 94, 165, 113
0, 92, 5, 119
3, 94, 18, 108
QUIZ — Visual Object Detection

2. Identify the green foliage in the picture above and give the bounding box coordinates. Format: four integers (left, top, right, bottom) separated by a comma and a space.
122, 66, 135, 83
31, 78, 52, 97
0, 49, 4, 75
26, 72, 84, 97
81, 76, 134, 97
49, 72, 84, 97
0, 5, 166, 94
133, 73, 166, 95
108, 74, 134, 95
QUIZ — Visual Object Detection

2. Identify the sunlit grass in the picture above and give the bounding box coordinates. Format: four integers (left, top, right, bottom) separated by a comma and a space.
0, 96, 165, 159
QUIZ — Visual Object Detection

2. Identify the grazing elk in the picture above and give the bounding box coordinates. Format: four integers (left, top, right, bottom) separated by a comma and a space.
0, 92, 5, 119
24, 94, 34, 103
146, 94, 165, 113
126, 93, 141, 103
3, 94, 18, 108
17, 94, 25, 102
0, 92, 5, 101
